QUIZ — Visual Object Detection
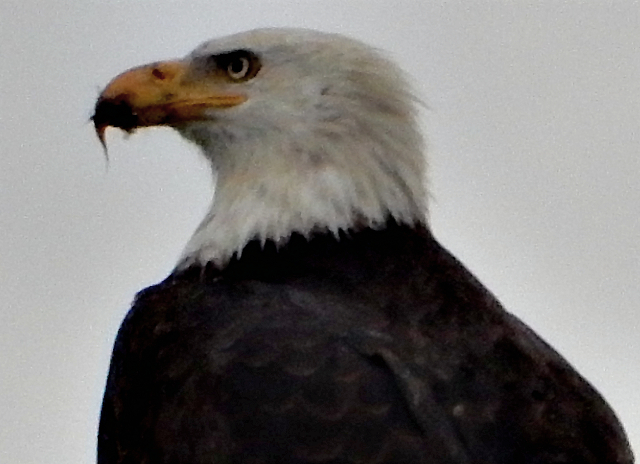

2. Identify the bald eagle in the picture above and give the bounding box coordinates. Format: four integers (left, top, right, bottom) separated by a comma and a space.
93, 29, 633, 464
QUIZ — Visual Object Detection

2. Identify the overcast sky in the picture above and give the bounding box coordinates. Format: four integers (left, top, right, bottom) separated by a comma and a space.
1, 1, 638, 462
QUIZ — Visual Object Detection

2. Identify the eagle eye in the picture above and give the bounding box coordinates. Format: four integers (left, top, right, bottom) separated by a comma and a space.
227, 56, 250, 80
216, 50, 261, 82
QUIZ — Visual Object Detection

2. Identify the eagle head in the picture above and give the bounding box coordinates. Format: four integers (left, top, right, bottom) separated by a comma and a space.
93, 28, 427, 269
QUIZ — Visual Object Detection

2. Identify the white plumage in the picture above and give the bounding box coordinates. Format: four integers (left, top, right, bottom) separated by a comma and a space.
175, 29, 427, 267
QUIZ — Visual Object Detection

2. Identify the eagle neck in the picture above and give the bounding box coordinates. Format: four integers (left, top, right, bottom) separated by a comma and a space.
176, 119, 427, 270
176, 218, 431, 279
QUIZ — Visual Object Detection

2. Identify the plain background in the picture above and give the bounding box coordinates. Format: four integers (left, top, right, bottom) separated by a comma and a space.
1, 1, 638, 462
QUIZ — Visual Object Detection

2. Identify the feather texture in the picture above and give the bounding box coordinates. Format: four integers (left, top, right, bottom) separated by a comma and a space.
99, 222, 632, 463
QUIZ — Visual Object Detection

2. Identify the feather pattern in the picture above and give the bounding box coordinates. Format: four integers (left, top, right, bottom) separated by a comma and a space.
99, 222, 633, 463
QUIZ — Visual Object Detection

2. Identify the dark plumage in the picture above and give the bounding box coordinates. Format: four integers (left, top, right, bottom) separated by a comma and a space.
99, 221, 631, 464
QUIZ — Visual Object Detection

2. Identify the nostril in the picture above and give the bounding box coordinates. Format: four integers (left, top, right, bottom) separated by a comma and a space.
152, 67, 165, 80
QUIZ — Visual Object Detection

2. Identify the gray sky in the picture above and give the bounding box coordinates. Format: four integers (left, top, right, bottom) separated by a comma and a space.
1, 1, 638, 462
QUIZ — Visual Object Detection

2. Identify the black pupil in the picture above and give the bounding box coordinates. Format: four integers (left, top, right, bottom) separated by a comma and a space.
230, 58, 246, 74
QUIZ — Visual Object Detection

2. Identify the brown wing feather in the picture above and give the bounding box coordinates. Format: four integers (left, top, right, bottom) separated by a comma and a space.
98, 221, 633, 464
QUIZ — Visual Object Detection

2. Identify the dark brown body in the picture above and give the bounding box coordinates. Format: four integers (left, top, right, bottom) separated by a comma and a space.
98, 220, 633, 464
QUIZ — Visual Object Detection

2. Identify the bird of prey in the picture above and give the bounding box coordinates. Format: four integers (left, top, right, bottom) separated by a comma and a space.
93, 28, 633, 464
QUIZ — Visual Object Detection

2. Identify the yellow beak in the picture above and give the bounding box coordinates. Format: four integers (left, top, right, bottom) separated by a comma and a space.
93, 60, 247, 147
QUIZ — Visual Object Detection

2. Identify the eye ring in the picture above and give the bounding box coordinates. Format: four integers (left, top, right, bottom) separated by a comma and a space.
227, 57, 251, 80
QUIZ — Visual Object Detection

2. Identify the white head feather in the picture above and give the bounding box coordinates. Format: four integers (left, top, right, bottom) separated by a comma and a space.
176, 28, 427, 269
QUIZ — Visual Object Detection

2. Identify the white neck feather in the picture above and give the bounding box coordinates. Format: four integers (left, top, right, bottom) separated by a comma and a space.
177, 118, 427, 269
